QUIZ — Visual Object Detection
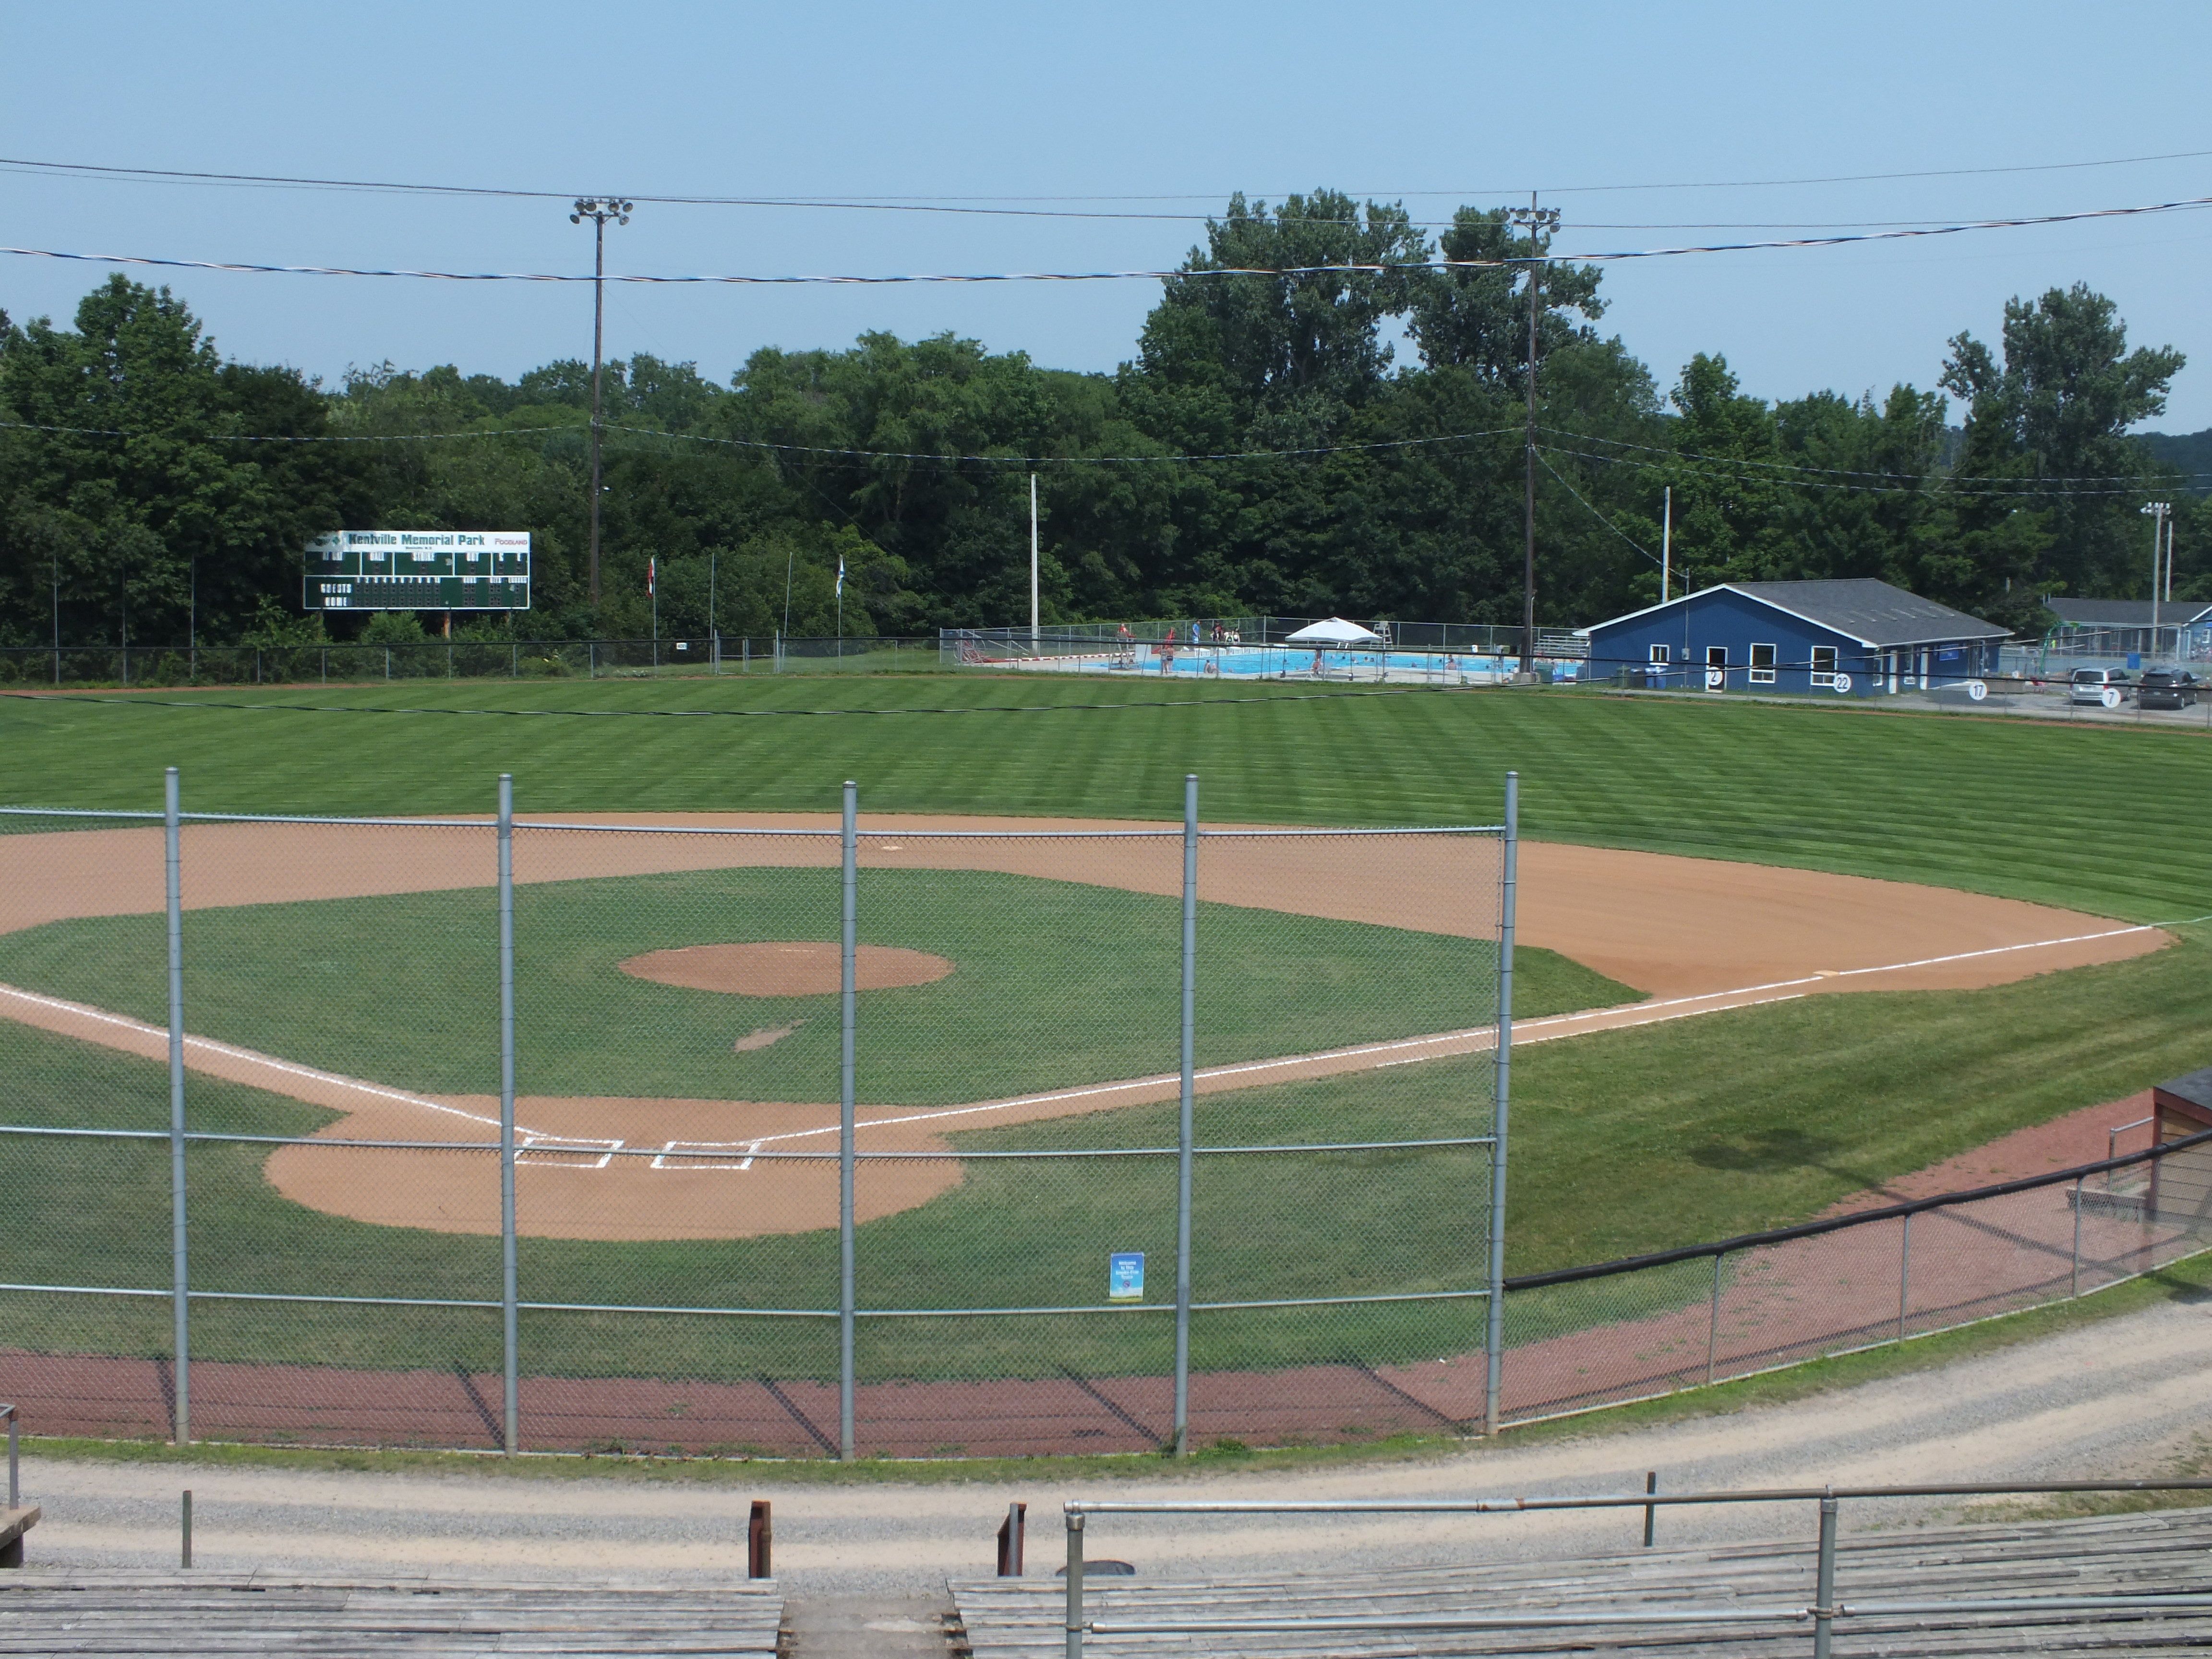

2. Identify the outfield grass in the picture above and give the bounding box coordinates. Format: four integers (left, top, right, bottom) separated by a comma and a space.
4, 678, 2209, 920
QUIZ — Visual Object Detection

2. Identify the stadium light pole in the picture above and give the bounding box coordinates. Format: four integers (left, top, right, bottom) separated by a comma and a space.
2143, 502, 2170, 659
1508, 198, 1561, 678
570, 197, 633, 607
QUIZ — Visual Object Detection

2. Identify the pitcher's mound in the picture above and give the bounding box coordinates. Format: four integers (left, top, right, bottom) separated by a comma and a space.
621, 941, 954, 997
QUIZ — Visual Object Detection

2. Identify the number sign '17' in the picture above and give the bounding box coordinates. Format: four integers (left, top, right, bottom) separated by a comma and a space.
304, 530, 531, 611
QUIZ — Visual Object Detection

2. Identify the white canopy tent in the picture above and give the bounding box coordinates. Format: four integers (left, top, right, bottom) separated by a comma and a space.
1282, 617, 1385, 681
1284, 617, 1384, 645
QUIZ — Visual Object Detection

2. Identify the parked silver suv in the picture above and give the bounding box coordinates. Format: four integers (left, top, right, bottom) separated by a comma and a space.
2068, 667, 2134, 707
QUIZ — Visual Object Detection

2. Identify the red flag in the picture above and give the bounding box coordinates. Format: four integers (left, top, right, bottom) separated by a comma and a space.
648, 557, 656, 596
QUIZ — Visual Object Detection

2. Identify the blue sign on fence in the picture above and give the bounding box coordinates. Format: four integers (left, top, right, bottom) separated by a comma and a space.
1108, 1252, 1145, 1301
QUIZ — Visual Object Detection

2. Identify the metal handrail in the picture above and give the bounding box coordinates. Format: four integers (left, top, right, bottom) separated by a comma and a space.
1059, 1479, 2212, 1657
1093, 1597, 2212, 1635
2, 1404, 15, 1508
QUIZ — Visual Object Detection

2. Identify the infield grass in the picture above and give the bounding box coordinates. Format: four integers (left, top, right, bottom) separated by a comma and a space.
0, 868, 1626, 1104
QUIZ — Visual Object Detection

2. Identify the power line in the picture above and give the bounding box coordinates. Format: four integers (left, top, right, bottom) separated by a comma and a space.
1534, 450, 1662, 569
602, 421, 1523, 466
0, 417, 574, 444
1538, 145, 2212, 195
1540, 426, 2212, 485
1537, 441, 2185, 498
8, 191, 2206, 287
10, 142, 2211, 209
0, 414, 1524, 465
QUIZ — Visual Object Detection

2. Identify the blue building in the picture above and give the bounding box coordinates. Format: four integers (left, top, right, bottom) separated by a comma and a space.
1579, 579, 2009, 697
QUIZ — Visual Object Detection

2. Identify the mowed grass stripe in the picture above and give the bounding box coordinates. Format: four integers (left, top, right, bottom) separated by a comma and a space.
3, 681, 2203, 921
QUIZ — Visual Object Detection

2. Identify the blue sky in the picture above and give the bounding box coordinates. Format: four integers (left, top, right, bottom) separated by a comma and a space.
6, 1, 2211, 427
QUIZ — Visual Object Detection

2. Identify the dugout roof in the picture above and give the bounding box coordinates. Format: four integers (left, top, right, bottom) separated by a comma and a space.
2155, 1066, 2212, 1123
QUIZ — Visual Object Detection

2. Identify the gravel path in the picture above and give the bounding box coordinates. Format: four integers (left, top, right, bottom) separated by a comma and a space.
16, 1290, 2210, 1599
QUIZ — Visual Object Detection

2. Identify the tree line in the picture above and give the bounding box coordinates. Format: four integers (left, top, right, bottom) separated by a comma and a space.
0, 190, 2198, 659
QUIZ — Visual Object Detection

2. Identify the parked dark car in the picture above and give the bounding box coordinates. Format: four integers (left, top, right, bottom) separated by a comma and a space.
2137, 669, 2201, 710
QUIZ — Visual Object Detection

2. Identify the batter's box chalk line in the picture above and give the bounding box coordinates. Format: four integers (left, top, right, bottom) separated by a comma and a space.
652, 1139, 765, 1172
516, 1134, 624, 1169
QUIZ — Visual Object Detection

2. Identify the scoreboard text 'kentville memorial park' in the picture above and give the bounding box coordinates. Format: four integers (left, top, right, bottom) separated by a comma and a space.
304, 530, 532, 612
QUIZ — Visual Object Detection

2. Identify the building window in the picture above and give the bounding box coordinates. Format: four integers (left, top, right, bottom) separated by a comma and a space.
1649, 644, 1670, 665
1810, 646, 1838, 687
1749, 643, 1777, 684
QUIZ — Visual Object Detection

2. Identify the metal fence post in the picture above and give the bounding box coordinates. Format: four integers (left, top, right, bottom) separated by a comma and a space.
1896, 1212, 1911, 1344
1173, 774, 1198, 1457
1707, 1250, 1723, 1385
498, 775, 518, 1456
164, 767, 190, 1445
2071, 1174, 2085, 1298
1483, 770, 1519, 1435
1812, 1492, 1838, 1659
840, 780, 858, 1462
1064, 1510, 1086, 1659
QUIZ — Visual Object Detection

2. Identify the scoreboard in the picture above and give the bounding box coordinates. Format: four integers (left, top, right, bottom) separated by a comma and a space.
303, 530, 531, 611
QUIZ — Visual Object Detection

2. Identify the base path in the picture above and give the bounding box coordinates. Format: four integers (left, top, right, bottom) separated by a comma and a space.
0, 815, 2168, 1240
0, 811, 2165, 999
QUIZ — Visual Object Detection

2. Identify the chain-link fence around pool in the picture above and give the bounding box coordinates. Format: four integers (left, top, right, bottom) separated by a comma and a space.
0, 781, 1513, 1457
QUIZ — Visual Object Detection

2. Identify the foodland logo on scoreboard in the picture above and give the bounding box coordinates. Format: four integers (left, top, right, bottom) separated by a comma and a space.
303, 530, 531, 610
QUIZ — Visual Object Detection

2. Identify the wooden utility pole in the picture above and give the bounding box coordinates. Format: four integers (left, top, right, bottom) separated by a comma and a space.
1509, 196, 1560, 676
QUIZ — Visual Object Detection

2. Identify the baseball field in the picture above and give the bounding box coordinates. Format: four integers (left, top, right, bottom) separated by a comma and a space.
1, 676, 2207, 1448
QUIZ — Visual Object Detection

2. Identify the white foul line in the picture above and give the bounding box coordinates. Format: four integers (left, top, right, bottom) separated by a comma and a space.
0, 919, 2164, 1164
0, 981, 539, 1137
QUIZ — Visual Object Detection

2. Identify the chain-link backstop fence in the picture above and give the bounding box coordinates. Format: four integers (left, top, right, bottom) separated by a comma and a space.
4, 781, 2203, 1455
0, 779, 1514, 1457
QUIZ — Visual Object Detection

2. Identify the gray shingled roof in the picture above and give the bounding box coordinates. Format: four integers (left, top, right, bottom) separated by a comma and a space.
2159, 1066, 2212, 1116
1724, 579, 2008, 647
2046, 597, 2212, 627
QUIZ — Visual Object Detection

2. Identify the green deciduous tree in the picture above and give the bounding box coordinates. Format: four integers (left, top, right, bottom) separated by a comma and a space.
1941, 283, 2184, 603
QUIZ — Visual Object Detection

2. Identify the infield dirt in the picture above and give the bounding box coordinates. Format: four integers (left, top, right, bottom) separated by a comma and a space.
0, 813, 2167, 1242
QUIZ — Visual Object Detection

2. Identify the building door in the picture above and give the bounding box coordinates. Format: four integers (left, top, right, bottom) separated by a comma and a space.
1705, 645, 1727, 692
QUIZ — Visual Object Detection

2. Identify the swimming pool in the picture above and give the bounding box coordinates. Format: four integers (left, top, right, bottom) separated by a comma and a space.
974, 642, 1584, 685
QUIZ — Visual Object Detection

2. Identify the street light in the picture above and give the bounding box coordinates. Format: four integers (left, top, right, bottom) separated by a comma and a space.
2143, 501, 2171, 661
570, 197, 634, 607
